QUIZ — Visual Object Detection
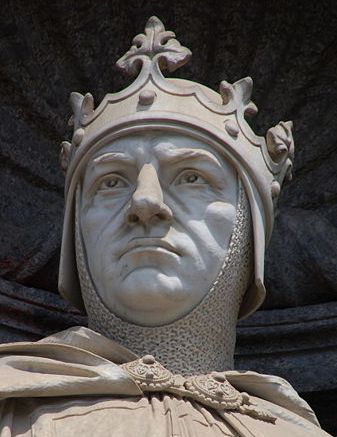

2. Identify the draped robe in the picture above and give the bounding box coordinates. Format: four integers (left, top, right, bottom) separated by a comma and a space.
0, 327, 331, 437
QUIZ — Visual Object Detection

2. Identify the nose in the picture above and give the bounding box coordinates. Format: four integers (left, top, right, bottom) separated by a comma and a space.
126, 163, 173, 226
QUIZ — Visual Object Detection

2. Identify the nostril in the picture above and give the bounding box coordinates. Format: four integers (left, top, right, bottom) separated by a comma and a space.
157, 211, 169, 221
158, 204, 173, 222
128, 214, 139, 224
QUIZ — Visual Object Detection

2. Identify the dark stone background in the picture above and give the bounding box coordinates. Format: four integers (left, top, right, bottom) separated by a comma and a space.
1, 0, 337, 433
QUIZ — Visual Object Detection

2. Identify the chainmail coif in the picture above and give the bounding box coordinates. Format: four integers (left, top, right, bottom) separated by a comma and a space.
75, 187, 252, 376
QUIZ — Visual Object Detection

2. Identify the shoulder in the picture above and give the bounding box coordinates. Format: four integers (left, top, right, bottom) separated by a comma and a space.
226, 370, 332, 436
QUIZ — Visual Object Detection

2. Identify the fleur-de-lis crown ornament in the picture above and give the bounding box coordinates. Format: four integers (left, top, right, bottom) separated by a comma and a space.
59, 16, 294, 319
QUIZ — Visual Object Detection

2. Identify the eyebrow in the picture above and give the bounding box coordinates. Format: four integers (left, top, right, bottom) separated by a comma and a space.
93, 152, 136, 165
154, 146, 223, 169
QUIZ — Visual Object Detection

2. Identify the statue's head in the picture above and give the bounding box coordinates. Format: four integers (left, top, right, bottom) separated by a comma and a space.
58, 17, 294, 327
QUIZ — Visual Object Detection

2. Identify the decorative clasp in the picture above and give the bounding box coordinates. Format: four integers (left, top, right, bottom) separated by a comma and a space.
184, 371, 244, 410
121, 355, 276, 424
121, 354, 174, 391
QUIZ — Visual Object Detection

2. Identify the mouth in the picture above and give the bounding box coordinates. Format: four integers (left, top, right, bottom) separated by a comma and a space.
118, 238, 181, 259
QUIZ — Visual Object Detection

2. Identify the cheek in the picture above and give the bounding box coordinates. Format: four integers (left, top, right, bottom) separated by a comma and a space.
204, 202, 237, 245
81, 190, 129, 236
172, 189, 224, 222
80, 197, 122, 242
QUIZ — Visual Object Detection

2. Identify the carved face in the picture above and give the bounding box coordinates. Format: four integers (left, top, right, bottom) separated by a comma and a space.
79, 132, 238, 326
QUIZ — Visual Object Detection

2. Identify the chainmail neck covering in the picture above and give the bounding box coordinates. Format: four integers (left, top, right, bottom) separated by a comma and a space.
75, 187, 252, 376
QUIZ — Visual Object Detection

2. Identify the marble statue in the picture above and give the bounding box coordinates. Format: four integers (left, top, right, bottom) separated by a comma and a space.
0, 16, 331, 437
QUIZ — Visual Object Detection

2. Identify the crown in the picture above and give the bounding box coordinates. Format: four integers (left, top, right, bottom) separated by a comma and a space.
58, 16, 295, 319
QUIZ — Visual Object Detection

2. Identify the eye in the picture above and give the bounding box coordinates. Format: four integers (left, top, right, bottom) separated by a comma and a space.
175, 170, 207, 185
98, 175, 128, 192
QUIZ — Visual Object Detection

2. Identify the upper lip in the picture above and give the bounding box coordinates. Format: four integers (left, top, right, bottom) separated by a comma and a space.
118, 238, 181, 259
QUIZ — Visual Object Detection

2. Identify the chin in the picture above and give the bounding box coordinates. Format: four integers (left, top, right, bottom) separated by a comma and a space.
103, 269, 198, 326
122, 269, 186, 303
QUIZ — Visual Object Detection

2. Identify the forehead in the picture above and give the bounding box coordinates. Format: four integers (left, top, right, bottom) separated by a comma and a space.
87, 131, 234, 171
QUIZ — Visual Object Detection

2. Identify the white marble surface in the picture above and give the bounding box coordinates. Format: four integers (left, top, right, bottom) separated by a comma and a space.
79, 132, 238, 326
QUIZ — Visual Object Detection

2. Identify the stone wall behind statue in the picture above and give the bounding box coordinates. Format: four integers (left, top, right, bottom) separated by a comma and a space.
1, 0, 337, 433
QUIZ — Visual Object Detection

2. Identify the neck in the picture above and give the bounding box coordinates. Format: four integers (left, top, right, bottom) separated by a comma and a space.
76, 188, 252, 376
